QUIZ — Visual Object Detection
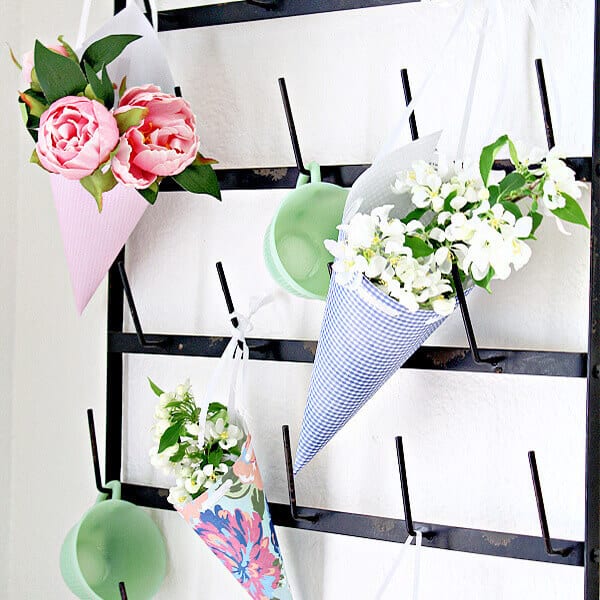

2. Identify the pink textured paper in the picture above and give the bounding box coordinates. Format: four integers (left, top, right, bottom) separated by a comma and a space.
51, 174, 148, 314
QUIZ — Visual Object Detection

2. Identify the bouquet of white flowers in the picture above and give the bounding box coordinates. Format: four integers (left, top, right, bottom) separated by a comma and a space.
294, 135, 587, 472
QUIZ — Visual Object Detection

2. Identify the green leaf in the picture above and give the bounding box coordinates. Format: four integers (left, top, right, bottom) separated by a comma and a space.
404, 236, 434, 258
81, 34, 142, 73
500, 201, 522, 220
442, 190, 458, 212
529, 211, 543, 238
30, 148, 42, 167
473, 267, 495, 293
169, 444, 187, 463
488, 185, 499, 206
148, 378, 164, 397
208, 401, 227, 413
479, 134, 508, 185
118, 76, 128, 98
18, 90, 47, 118
80, 167, 118, 212
138, 181, 159, 205
34, 40, 87, 103
115, 106, 148, 135
508, 138, 519, 166
497, 172, 526, 201
551, 193, 590, 228
83, 62, 114, 109
208, 447, 224, 467
401, 207, 428, 224
57, 35, 78, 62
9, 45, 22, 69
158, 422, 183, 453
171, 159, 221, 200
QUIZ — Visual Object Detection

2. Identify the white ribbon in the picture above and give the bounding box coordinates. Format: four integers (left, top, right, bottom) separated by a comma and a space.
375, 531, 423, 600
377, 0, 557, 162
76, 0, 158, 49
195, 293, 277, 442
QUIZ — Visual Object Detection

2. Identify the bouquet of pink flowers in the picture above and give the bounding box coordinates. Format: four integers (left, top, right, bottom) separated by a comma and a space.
14, 35, 220, 211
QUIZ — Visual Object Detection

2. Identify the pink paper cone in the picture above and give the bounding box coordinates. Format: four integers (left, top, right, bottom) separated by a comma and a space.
51, 175, 148, 313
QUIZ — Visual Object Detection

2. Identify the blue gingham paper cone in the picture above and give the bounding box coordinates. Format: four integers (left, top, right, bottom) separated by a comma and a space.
294, 273, 448, 472
294, 133, 448, 472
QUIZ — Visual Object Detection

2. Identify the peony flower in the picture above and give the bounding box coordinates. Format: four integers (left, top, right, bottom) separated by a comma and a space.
111, 84, 199, 188
36, 96, 119, 180
21, 44, 69, 87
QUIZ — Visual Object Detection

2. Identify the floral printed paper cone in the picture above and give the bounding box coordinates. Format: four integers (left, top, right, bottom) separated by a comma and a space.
294, 133, 448, 473
50, 175, 149, 314
177, 432, 293, 600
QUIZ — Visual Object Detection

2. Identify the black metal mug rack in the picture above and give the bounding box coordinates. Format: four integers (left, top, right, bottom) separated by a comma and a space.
102, 1, 600, 598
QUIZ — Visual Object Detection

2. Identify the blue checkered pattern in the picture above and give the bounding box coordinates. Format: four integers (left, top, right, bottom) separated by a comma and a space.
294, 273, 449, 473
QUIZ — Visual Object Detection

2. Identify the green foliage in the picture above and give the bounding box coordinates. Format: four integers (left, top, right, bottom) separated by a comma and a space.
473, 267, 495, 293
404, 236, 434, 258
158, 422, 184, 454
138, 182, 159, 205
171, 158, 221, 200
148, 378, 165, 397
81, 34, 141, 73
34, 40, 87, 103
80, 167, 118, 212
479, 134, 508, 185
551, 194, 590, 228
83, 62, 115, 109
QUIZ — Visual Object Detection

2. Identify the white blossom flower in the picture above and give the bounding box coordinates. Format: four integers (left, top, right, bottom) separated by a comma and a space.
206, 418, 243, 450
341, 213, 377, 248
202, 463, 228, 490
167, 480, 191, 508
150, 443, 179, 473
539, 148, 582, 211
432, 297, 456, 316
325, 239, 368, 285
184, 468, 207, 494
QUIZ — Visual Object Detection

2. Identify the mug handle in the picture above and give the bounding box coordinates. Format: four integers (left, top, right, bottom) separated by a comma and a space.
95, 480, 122, 504
295, 162, 321, 188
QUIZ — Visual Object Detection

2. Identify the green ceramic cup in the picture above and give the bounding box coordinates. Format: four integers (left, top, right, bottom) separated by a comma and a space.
264, 162, 348, 300
60, 481, 166, 599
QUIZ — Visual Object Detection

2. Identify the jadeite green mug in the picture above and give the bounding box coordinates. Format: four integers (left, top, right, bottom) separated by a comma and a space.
60, 481, 166, 599
264, 162, 348, 300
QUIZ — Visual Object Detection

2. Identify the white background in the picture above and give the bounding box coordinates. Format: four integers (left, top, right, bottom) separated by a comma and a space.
0, 0, 594, 598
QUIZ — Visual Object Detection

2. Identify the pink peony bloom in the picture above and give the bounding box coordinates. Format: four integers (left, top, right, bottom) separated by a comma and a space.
111, 84, 199, 189
21, 44, 69, 87
233, 434, 264, 490
36, 96, 120, 180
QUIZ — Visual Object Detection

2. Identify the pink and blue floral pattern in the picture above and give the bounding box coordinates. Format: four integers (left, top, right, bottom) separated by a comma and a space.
177, 434, 292, 600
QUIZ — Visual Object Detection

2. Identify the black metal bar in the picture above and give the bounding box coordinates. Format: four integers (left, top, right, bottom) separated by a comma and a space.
87, 409, 112, 496
117, 261, 165, 349
585, 2, 600, 596
119, 582, 127, 600
158, 157, 591, 192
215, 261, 244, 350
400, 68, 418, 142
156, 0, 419, 31
451, 264, 504, 366
247, 0, 279, 8
282, 426, 319, 522
528, 451, 572, 557
106, 251, 124, 484
278, 78, 310, 176
107, 332, 586, 377
535, 59, 555, 151
174, 86, 182, 98
114, 0, 126, 13
120, 482, 583, 566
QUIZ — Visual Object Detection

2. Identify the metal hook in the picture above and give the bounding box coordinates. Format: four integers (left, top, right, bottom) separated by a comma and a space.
247, 0, 279, 7
215, 261, 244, 350
400, 68, 419, 142
534, 59, 555, 151
119, 582, 128, 600
451, 264, 504, 366
87, 409, 112, 496
142, 0, 153, 26
174, 85, 182, 98
282, 426, 319, 522
528, 451, 572, 557
278, 78, 310, 176
396, 436, 434, 539
117, 262, 165, 349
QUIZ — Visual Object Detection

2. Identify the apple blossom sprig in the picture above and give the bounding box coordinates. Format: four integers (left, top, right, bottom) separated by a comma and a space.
14, 36, 221, 211
327, 136, 588, 315
148, 378, 245, 508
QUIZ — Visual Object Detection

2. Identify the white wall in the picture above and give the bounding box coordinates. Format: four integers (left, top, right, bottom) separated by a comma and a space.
4, 1, 595, 599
